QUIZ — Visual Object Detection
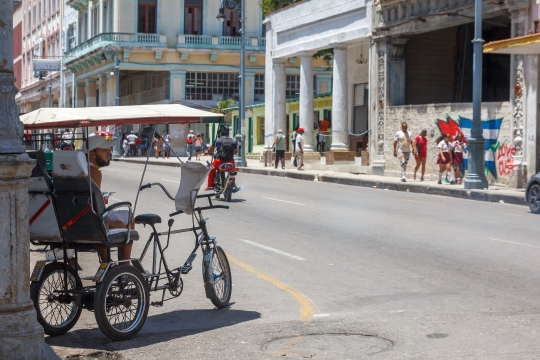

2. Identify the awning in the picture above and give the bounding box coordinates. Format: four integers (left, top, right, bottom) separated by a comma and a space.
20, 104, 224, 130
483, 33, 540, 54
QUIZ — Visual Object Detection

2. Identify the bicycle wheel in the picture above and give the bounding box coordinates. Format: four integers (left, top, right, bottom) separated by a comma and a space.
94, 264, 149, 341
204, 246, 232, 308
30, 261, 82, 336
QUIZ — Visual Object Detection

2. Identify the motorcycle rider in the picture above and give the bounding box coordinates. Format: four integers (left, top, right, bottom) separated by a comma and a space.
204, 124, 237, 191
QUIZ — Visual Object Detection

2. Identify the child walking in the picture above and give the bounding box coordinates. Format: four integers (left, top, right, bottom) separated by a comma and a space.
436, 133, 454, 185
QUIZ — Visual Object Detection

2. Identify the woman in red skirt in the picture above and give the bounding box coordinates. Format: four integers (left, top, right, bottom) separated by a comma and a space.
436, 133, 454, 184
452, 133, 467, 184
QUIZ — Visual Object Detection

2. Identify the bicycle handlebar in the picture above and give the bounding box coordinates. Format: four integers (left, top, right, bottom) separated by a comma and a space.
139, 182, 175, 200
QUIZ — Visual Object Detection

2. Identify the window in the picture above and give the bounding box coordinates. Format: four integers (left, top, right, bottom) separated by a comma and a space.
92, 6, 99, 37
48, 0, 51, 16
138, 0, 157, 34
286, 75, 300, 99
222, 0, 240, 36
32, 6, 36, 27
185, 72, 239, 101
67, 25, 76, 50
254, 74, 264, 102
184, 0, 203, 35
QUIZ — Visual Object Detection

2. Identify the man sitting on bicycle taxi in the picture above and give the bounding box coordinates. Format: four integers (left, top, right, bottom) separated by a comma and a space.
84, 134, 135, 262
204, 125, 237, 191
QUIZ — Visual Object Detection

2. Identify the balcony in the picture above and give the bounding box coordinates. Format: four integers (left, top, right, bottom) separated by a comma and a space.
177, 35, 266, 51
64, 33, 167, 63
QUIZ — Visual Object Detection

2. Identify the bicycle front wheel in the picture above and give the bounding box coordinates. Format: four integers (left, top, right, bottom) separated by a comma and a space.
94, 264, 149, 341
204, 246, 232, 308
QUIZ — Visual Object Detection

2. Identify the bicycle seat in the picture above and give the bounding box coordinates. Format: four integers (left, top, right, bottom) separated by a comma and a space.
134, 214, 162, 226
105, 229, 140, 248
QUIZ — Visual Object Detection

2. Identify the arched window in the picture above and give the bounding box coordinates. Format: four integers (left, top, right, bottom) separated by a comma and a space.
138, 0, 157, 34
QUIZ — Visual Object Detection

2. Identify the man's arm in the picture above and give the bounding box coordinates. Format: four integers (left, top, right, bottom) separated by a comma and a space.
89, 167, 102, 188
393, 140, 397, 157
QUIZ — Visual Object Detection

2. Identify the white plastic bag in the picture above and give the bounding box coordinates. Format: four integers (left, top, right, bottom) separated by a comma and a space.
174, 162, 211, 215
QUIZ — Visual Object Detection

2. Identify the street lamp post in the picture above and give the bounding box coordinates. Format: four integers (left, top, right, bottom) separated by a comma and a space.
101, 45, 121, 157
218, 0, 247, 167
464, 0, 489, 189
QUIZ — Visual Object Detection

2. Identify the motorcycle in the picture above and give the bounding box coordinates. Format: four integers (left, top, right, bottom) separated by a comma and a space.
212, 162, 240, 202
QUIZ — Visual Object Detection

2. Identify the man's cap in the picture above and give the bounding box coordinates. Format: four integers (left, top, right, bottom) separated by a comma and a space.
190, 129, 194, 133
278, 129, 283, 133
83, 134, 116, 153
298, 127, 305, 132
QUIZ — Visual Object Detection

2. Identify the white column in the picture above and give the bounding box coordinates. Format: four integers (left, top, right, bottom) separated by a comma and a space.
300, 53, 314, 151
263, 19, 274, 151
99, 0, 104, 33
107, 74, 116, 106
87, 3, 92, 39
331, 46, 349, 150
273, 59, 286, 144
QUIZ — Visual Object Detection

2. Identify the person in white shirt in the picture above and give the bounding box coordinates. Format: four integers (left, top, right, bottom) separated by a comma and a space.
126, 131, 138, 157
436, 133, 454, 184
122, 135, 129, 157
393, 121, 413, 182
295, 127, 305, 170
451, 133, 467, 184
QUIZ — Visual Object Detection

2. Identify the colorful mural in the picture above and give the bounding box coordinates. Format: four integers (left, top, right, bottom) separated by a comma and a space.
436, 115, 512, 180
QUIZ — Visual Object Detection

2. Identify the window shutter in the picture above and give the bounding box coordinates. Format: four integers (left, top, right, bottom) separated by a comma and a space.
354, 84, 365, 107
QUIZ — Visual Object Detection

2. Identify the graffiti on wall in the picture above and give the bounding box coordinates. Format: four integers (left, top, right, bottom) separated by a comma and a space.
436, 115, 515, 180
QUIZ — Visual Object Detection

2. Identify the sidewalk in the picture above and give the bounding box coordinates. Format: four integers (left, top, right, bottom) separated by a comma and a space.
115, 155, 527, 206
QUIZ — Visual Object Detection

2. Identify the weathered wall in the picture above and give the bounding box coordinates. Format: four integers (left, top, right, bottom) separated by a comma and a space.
384, 102, 517, 185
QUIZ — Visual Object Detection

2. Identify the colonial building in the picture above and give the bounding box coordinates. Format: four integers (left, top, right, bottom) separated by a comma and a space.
263, 0, 373, 167
19, 0, 63, 111
63, 0, 265, 155
373, 0, 536, 186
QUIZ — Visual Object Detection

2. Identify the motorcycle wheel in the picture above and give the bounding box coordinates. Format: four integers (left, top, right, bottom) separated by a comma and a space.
225, 187, 232, 202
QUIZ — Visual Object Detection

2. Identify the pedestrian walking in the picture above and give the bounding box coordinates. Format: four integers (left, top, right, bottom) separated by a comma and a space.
154, 136, 163, 159
436, 133, 454, 184
295, 127, 305, 170
139, 135, 148, 157
318, 118, 330, 152
127, 131, 138, 157
451, 133, 467, 184
122, 135, 130, 157
186, 129, 195, 160
201, 133, 209, 154
291, 129, 298, 155
162, 130, 171, 158
412, 129, 428, 181
393, 121, 413, 182
272, 129, 286, 169
194, 134, 203, 161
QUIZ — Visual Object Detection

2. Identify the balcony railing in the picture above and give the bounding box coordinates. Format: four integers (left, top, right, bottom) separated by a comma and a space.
177, 35, 266, 51
64, 33, 167, 62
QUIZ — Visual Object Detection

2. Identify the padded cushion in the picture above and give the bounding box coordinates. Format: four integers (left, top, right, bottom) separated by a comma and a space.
106, 229, 139, 248
134, 213, 162, 226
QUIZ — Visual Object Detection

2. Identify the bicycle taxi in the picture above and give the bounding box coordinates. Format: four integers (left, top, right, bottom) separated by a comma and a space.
21, 105, 232, 341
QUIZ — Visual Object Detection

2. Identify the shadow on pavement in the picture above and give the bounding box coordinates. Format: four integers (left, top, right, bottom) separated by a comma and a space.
45, 307, 261, 352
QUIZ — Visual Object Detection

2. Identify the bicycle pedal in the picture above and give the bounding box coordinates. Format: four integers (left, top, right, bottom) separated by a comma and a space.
180, 264, 192, 274
151, 301, 163, 307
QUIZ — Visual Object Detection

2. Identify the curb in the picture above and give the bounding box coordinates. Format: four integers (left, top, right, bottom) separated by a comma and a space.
238, 167, 527, 206
115, 158, 181, 167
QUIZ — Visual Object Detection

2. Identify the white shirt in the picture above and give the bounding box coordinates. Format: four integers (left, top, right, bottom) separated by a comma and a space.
438, 140, 452, 153
295, 133, 304, 152
394, 130, 412, 153
452, 140, 465, 153
127, 134, 138, 145
61, 131, 73, 144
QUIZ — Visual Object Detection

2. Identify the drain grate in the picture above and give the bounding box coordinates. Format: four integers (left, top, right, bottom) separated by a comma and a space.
263, 333, 392, 358
62, 351, 121, 360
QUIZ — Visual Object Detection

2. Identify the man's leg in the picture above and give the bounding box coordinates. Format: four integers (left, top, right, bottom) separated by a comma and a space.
207, 158, 221, 187
297, 152, 304, 170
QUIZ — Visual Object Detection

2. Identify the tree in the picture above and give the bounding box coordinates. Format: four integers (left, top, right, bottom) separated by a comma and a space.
213, 98, 237, 115
261, 0, 302, 16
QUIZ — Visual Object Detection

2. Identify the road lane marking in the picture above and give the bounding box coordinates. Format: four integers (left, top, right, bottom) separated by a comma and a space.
262, 197, 304, 206
161, 179, 179, 184
313, 313, 329, 317
403, 199, 445, 206
110, 197, 123, 203
241, 240, 306, 261
489, 238, 540, 250
227, 255, 318, 321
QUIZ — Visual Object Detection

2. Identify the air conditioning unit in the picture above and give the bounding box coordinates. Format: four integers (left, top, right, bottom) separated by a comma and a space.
33, 37, 43, 57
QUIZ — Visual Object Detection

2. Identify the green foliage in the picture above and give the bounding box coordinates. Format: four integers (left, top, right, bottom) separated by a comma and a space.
313, 48, 334, 65
213, 98, 237, 114
261, 0, 302, 16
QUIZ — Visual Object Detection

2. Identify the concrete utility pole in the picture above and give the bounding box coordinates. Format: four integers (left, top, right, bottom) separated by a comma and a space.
0, 1, 46, 358
464, 0, 489, 189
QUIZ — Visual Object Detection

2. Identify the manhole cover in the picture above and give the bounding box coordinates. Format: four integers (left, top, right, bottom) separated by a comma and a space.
264, 334, 392, 358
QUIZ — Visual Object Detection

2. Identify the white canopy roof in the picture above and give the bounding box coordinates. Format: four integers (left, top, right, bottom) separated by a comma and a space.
21, 104, 223, 130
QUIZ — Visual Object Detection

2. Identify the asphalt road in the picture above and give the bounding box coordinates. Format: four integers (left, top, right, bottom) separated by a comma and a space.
37, 161, 540, 359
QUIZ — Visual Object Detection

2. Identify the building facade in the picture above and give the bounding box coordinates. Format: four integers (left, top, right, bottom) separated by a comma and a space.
63, 0, 266, 155
263, 0, 373, 164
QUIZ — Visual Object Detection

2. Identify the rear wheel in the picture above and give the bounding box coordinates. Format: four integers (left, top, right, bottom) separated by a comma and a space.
528, 183, 540, 214
30, 262, 82, 336
225, 187, 232, 202
204, 246, 232, 308
94, 264, 149, 341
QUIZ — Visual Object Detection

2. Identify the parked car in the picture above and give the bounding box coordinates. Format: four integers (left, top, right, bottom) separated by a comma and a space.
525, 172, 540, 214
